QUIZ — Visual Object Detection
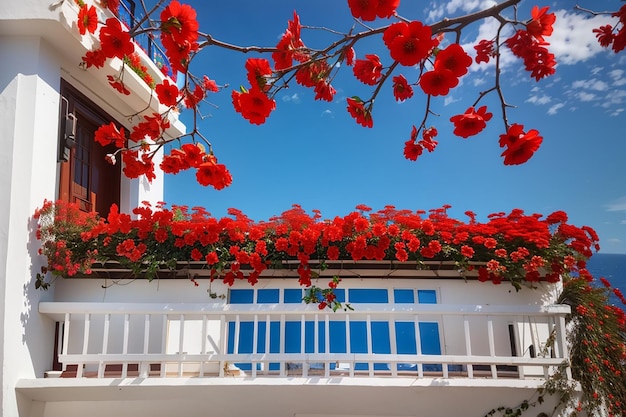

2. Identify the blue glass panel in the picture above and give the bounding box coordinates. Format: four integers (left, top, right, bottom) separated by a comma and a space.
349, 321, 368, 353
371, 322, 391, 354
417, 290, 437, 304
395, 322, 417, 354
226, 321, 254, 353
329, 321, 346, 353
394, 289, 415, 303
334, 289, 346, 303
285, 321, 301, 353
419, 322, 441, 354
348, 288, 388, 303
257, 289, 279, 303
284, 289, 303, 303
229, 289, 253, 304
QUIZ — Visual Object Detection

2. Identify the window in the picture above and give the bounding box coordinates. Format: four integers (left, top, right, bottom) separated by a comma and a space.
58, 80, 121, 215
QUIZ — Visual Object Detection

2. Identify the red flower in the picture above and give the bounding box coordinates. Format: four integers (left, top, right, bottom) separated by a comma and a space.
245, 58, 273, 91
95, 122, 126, 148
130, 113, 170, 142
344, 46, 355, 66
419, 69, 458, 96
593, 25, 614, 48
103, 0, 120, 13
183, 85, 205, 109
99, 18, 134, 59
82, 48, 107, 69
419, 126, 438, 152
160, 0, 199, 45
353, 54, 383, 85
155, 79, 180, 107
77, 5, 98, 36
474, 39, 494, 64
107, 75, 130, 95
461, 245, 475, 258
272, 12, 306, 71
450, 106, 493, 138
347, 0, 399, 21
434, 44, 472, 77
499, 123, 543, 165
232, 87, 276, 125
526, 6, 556, 41
195, 156, 233, 189
295, 60, 330, 87
203, 76, 219, 93
314, 80, 336, 102
392, 74, 414, 102
122, 150, 155, 182
346, 97, 373, 128
403, 139, 423, 161
383, 21, 438, 66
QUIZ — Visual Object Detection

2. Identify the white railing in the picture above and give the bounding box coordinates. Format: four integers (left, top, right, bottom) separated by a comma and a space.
39, 302, 571, 380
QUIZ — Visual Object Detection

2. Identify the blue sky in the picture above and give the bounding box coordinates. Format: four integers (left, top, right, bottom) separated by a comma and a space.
162, 0, 626, 253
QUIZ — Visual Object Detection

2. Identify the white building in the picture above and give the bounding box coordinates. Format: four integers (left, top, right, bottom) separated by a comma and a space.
1, 1, 575, 416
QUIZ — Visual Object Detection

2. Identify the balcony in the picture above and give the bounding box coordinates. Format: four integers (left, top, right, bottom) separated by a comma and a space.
38, 299, 570, 381
12, 277, 572, 417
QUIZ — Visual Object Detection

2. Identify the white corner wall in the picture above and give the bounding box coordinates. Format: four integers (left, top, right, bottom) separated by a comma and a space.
0, 35, 62, 417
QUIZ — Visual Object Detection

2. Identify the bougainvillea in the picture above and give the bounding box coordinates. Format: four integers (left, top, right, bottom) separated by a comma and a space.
67, 0, 625, 188
35, 200, 601, 292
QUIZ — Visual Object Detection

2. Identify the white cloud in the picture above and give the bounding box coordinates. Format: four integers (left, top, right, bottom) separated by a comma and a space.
526, 94, 552, 105
282, 93, 301, 104
609, 69, 626, 87
426, 0, 496, 21
444, 95, 460, 106
571, 78, 609, 91
472, 77, 487, 86
610, 108, 624, 117
577, 91, 596, 102
321, 109, 333, 118
607, 197, 626, 212
548, 10, 614, 65
547, 103, 565, 115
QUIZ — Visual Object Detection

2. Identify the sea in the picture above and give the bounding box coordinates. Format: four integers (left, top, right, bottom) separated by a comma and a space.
585, 253, 626, 306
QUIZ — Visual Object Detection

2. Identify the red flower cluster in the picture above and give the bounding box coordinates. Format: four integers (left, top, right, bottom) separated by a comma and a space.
160, 143, 232, 190
232, 85, 276, 126
593, 4, 626, 53
505, 6, 556, 81
160, 0, 199, 74
36, 200, 601, 294
499, 123, 543, 165
347, 0, 400, 21
450, 106, 493, 138
420, 44, 472, 96
403, 125, 438, 161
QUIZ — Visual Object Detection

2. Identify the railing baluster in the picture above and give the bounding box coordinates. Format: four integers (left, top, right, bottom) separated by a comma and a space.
487, 316, 497, 379
122, 313, 130, 378
219, 314, 226, 377
140, 314, 150, 377
98, 313, 110, 378
264, 314, 270, 375
252, 314, 259, 377
556, 314, 572, 379
389, 317, 397, 377
279, 313, 286, 376
177, 314, 185, 377
300, 314, 306, 377
464, 316, 473, 378
366, 314, 373, 377
414, 314, 423, 378
324, 314, 330, 377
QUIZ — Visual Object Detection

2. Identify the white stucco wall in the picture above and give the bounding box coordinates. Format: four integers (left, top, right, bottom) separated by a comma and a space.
0, 35, 62, 417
